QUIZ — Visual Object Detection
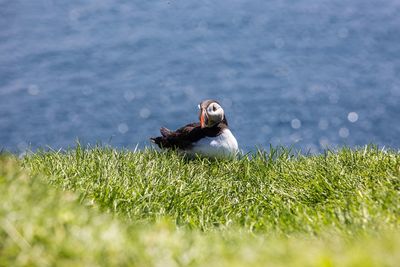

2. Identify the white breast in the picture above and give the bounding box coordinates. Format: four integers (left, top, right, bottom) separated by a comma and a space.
188, 129, 239, 159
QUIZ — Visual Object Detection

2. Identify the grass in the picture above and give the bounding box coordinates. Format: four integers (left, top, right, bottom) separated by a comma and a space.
1, 145, 400, 266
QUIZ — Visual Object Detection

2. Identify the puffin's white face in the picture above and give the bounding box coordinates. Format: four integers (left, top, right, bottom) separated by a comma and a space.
199, 101, 224, 128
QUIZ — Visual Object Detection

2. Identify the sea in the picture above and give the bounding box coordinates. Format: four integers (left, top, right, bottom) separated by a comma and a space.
1, 0, 400, 153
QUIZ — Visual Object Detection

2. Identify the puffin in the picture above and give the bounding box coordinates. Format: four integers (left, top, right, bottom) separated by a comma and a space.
150, 99, 239, 158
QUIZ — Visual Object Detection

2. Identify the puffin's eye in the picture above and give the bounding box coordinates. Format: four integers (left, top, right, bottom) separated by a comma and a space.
212, 105, 217, 112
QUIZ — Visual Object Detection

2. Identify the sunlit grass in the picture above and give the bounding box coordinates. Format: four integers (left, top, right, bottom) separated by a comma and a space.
25, 145, 400, 233
1, 145, 400, 266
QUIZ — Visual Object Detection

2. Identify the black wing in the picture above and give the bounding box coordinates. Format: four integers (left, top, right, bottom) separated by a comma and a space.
150, 122, 206, 149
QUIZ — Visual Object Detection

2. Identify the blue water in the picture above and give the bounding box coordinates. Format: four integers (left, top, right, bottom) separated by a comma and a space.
1, 0, 400, 153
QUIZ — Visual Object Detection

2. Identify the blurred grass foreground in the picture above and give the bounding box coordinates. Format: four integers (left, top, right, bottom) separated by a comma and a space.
1, 146, 400, 266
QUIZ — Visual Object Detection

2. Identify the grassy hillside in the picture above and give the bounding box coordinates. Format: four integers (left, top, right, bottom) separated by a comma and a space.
1, 146, 400, 266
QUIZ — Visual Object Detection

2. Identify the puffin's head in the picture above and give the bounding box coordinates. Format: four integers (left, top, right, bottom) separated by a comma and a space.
198, 99, 226, 128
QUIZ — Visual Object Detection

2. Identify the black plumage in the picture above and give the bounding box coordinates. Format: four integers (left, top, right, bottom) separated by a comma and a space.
150, 120, 228, 150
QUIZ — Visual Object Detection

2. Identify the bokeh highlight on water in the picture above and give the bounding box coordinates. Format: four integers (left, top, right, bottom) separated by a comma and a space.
1, 0, 400, 153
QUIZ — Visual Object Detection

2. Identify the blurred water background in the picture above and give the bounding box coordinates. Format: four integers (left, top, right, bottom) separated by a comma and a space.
1, 0, 400, 154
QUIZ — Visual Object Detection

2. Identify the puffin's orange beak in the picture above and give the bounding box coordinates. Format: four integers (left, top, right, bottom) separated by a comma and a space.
200, 109, 206, 128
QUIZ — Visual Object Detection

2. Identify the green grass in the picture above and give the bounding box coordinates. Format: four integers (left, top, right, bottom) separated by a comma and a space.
1, 146, 400, 266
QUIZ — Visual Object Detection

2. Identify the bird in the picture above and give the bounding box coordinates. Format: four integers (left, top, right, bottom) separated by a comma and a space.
150, 99, 239, 159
